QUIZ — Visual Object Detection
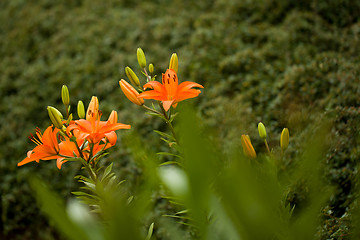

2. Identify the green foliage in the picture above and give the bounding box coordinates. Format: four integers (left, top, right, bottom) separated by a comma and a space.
27, 106, 359, 240
0, 0, 359, 239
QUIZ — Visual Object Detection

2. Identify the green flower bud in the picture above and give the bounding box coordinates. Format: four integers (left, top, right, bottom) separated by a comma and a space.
47, 106, 63, 129
169, 53, 178, 73
280, 128, 289, 151
149, 63, 154, 74
125, 66, 140, 87
77, 100, 85, 119
258, 122, 267, 139
137, 48, 146, 69
61, 85, 70, 105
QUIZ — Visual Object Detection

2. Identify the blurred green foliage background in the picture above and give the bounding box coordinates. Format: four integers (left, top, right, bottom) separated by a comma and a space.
0, 0, 359, 239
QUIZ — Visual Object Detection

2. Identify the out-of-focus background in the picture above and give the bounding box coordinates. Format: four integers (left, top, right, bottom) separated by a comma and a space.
0, 0, 359, 239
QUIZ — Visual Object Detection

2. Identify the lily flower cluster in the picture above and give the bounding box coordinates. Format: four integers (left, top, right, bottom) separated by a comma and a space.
118, 49, 204, 148
18, 95, 131, 169
120, 49, 204, 112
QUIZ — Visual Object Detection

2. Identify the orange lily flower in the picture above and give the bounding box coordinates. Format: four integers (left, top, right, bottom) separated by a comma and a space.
56, 135, 112, 169
18, 126, 61, 166
67, 111, 130, 144
138, 69, 204, 111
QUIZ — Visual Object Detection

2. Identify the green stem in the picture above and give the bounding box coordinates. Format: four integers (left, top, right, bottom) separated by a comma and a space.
143, 105, 162, 115
264, 139, 271, 155
158, 101, 178, 145
143, 68, 152, 82
65, 104, 69, 119
73, 139, 85, 159
83, 161, 97, 182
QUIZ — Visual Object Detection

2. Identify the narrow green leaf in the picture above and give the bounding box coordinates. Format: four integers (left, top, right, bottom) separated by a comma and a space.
159, 161, 183, 167
71, 192, 101, 201
102, 163, 113, 181
154, 130, 176, 142
157, 152, 183, 159
145, 223, 154, 240
169, 112, 178, 123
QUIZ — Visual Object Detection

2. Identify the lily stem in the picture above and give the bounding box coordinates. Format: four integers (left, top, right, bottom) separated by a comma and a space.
73, 139, 85, 160
158, 101, 178, 145
264, 139, 271, 155
143, 68, 152, 82
143, 105, 162, 115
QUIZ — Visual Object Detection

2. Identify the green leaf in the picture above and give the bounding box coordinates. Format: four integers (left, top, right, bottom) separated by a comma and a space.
83, 181, 96, 191
162, 214, 193, 221
160, 137, 172, 144
102, 163, 113, 181
159, 161, 183, 167
29, 177, 90, 240
154, 130, 176, 142
75, 196, 99, 206
175, 209, 189, 215
74, 175, 95, 184
102, 173, 117, 186
145, 112, 167, 121
63, 157, 83, 162
145, 222, 154, 240
169, 112, 178, 123
71, 191, 101, 200
79, 186, 98, 195
157, 152, 183, 159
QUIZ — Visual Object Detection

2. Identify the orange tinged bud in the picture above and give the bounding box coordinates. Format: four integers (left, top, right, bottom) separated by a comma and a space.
241, 134, 256, 158
119, 79, 144, 106
86, 96, 99, 121
108, 110, 118, 124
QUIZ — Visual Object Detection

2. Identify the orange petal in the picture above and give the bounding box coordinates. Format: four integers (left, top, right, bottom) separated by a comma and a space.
108, 110, 118, 124
18, 155, 39, 166
57, 157, 67, 169
138, 90, 165, 101
41, 126, 59, 153
162, 100, 174, 112
175, 89, 202, 102
104, 131, 117, 145
100, 122, 131, 133
177, 81, 203, 92
143, 81, 166, 93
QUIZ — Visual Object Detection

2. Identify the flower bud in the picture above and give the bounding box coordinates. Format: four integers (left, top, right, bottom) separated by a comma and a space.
108, 110, 118, 124
125, 66, 140, 87
280, 128, 289, 151
258, 122, 267, 139
241, 134, 256, 158
119, 79, 144, 106
137, 48, 146, 69
77, 100, 85, 119
169, 53, 178, 73
47, 106, 63, 129
149, 63, 154, 74
61, 85, 70, 105
86, 96, 99, 121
